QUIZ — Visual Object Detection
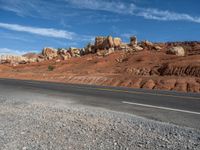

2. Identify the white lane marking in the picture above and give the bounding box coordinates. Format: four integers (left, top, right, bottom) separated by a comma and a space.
122, 101, 200, 115
26, 81, 38, 84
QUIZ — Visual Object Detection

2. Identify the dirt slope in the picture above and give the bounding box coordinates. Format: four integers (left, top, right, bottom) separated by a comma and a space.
0, 49, 200, 93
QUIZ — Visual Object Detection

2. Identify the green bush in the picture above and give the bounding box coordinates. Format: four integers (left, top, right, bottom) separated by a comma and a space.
48, 65, 55, 71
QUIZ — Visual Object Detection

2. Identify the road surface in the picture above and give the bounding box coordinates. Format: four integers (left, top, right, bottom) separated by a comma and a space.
0, 78, 200, 129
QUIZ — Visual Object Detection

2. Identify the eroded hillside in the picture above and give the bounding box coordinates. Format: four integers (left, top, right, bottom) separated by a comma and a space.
0, 36, 200, 93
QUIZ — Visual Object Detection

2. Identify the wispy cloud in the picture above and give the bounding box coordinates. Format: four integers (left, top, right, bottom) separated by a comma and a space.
1, 0, 199, 24
66, 0, 136, 14
0, 0, 39, 17
0, 0, 78, 19
0, 23, 75, 39
0, 32, 34, 42
66, 0, 200, 24
0, 48, 34, 55
136, 8, 200, 23
2, 0, 199, 24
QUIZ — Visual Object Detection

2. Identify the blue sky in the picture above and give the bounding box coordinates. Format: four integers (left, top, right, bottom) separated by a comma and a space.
0, 0, 200, 55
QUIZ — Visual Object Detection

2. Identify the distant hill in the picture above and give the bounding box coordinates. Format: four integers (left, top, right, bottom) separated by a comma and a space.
23, 53, 38, 59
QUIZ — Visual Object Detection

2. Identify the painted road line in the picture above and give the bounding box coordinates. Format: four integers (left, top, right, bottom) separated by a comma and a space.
122, 101, 200, 115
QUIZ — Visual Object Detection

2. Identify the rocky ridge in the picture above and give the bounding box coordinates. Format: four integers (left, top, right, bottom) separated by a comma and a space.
0, 35, 200, 93
2, 35, 199, 65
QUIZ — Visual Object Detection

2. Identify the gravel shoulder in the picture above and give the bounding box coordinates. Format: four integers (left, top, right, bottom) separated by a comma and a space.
0, 95, 200, 150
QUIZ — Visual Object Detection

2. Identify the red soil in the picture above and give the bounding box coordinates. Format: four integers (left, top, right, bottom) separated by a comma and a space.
0, 50, 200, 93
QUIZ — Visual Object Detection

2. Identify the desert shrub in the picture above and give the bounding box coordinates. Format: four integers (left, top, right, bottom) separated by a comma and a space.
48, 65, 55, 71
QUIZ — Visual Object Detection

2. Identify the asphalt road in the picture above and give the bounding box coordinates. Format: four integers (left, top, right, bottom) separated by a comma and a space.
0, 78, 200, 129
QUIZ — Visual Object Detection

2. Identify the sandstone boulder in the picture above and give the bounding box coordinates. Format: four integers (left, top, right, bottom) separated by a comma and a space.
115, 54, 128, 63
165, 41, 200, 56
0, 55, 9, 64
0, 59, 11, 64
57, 49, 67, 55
95, 36, 109, 50
154, 46, 162, 51
132, 45, 143, 51
140, 41, 161, 51
79, 48, 86, 56
113, 37, 122, 48
69, 47, 81, 57
167, 46, 186, 56
57, 49, 72, 60
96, 50, 105, 56
94, 36, 122, 50
126, 67, 150, 76
85, 43, 96, 54
97, 48, 114, 56
19, 60, 27, 64
42, 47, 57, 60
130, 36, 137, 46
108, 47, 115, 54
28, 58, 38, 63
140, 40, 154, 49
108, 36, 114, 48
0, 55, 29, 64
119, 43, 131, 51
37, 58, 44, 62
61, 53, 71, 60
37, 54, 45, 62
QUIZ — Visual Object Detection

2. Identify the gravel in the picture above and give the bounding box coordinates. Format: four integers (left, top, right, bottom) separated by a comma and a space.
0, 95, 199, 150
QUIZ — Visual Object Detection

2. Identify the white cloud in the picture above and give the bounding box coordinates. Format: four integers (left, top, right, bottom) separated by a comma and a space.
0, 0, 77, 19
1, 0, 200, 24
0, 32, 34, 42
67, 0, 136, 14
0, 48, 31, 55
0, 22, 75, 40
0, 0, 39, 17
1, 0, 200, 25
66, 0, 200, 24
136, 8, 200, 23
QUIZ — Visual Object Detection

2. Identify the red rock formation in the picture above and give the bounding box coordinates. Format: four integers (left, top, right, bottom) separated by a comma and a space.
159, 63, 200, 77
42, 47, 57, 60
